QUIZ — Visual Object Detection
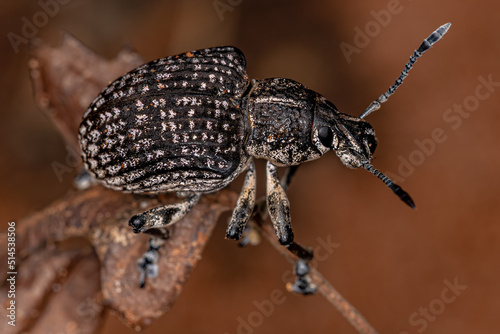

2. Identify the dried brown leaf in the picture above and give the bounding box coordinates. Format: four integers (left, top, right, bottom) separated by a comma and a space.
9, 184, 236, 330
93, 191, 236, 329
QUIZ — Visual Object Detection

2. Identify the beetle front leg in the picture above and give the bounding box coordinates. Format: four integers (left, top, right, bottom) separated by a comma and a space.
129, 194, 201, 233
266, 161, 316, 295
226, 159, 256, 240
266, 161, 294, 245
251, 164, 300, 222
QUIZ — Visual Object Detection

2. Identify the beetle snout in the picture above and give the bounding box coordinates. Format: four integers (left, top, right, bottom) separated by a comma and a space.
336, 148, 368, 169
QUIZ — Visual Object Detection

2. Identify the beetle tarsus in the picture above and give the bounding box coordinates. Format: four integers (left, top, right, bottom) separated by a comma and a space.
284, 243, 316, 295
289, 259, 316, 295
74, 169, 95, 190
137, 234, 167, 288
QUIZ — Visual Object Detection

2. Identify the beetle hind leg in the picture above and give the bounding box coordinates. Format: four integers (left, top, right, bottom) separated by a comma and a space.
266, 161, 316, 295
130, 194, 200, 287
136, 228, 169, 288
129, 194, 201, 233
226, 160, 256, 240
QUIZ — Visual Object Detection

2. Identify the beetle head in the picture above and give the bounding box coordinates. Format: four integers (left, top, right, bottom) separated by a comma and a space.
308, 23, 453, 210
313, 95, 415, 209
313, 96, 377, 168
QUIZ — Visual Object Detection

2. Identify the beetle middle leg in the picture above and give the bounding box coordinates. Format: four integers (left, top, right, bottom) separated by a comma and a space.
129, 194, 201, 233
266, 161, 294, 245
266, 161, 316, 294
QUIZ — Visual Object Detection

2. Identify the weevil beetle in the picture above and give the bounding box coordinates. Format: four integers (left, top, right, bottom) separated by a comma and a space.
79, 23, 450, 293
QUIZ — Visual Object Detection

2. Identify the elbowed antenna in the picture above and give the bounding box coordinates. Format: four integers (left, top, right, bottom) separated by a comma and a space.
362, 162, 416, 209
359, 22, 451, 119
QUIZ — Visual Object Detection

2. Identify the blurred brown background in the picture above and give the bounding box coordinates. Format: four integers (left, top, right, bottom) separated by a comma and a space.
1, 0, 499, 333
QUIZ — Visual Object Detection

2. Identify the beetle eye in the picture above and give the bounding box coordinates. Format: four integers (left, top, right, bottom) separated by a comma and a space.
318, 127, 334, 147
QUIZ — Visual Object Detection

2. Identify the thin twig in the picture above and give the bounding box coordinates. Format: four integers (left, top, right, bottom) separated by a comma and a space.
257, 221, 379, 334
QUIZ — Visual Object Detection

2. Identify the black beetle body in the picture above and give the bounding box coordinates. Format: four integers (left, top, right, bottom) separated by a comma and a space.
79, 23, 450, 292
79, 47, 375, 194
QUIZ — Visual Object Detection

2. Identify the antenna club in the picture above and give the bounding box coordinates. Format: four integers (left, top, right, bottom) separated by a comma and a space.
362, 162, 416, 209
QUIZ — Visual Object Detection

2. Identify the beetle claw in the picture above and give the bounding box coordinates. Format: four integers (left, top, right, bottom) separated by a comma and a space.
289, 277, 316, 295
